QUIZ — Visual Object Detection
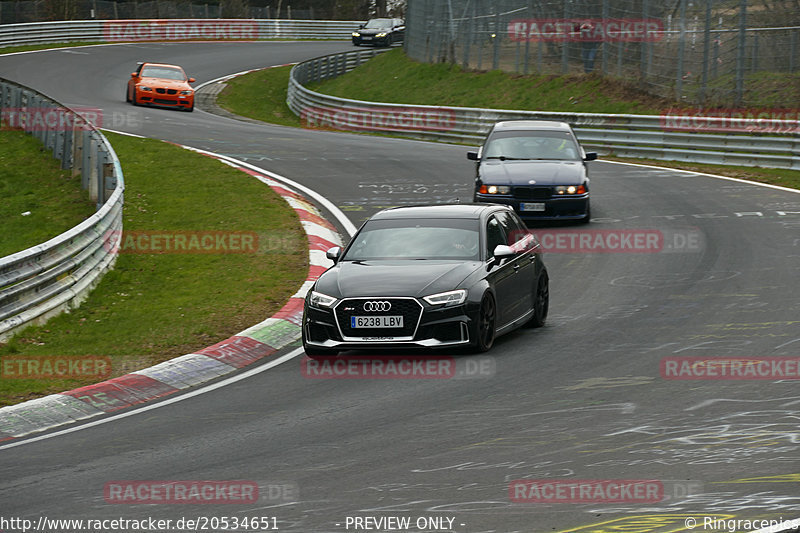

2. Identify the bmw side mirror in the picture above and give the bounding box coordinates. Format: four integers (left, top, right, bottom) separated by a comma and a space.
188, 77, 196, 83
584, 152, 598, 161
359, 23, 365, 28
326, 246, 342, 262
467, 151, 479, 161
131, 72, 137, 77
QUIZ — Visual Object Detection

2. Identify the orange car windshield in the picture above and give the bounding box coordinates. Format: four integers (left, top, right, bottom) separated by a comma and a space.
140, 66, 185, 81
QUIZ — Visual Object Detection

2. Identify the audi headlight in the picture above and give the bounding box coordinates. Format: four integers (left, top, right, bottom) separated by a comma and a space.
555, 184, 587, 195
308, 290, 337, 308
139, 86, 152, 91
478, 185, 511, 195
424, 289, 467, 306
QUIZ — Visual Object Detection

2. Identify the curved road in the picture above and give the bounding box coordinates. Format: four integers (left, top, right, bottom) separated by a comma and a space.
1, 42, 799, 532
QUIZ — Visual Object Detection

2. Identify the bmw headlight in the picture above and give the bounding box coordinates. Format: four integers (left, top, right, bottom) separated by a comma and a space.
352, 32, 360, 37
376, 32, 388, 37
180, 90, 193, 95
555, 184, 587, 195
478, 185, 511, 195
139, 86, 152, 91
308, 290, 337, 308
424, 289, 467, 306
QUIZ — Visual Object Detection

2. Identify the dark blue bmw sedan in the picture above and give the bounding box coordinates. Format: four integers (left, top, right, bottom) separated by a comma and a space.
469, 120, 597, 223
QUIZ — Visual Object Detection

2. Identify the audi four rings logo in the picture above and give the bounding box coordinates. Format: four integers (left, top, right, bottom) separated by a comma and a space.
363, 301, 392, 312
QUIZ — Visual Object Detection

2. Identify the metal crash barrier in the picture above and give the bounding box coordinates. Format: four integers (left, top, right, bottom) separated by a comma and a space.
0, 78, 124, 341
287, 49, 800, 170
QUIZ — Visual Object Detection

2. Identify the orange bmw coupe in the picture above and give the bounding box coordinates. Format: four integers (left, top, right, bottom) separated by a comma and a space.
127, 62, 196, 112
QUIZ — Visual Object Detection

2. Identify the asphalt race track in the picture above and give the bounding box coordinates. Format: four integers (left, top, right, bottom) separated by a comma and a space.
1, 42, 799, 532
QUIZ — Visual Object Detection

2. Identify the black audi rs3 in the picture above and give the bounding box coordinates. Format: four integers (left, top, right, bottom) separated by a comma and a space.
302, 204, 549, 357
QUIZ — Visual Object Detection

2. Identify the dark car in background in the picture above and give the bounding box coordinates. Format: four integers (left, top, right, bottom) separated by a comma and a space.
352, 18, 405, 46
302, 204, 549, 358
469, 120, 597, 223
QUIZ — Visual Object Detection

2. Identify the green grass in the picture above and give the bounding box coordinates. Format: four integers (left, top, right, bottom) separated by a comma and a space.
0, 42, 101, 55
0, 129, 95, 257
217, 66, 301, 127
306, 48, 673, 114
0, 133, 308, 406
219, 48, 800, 190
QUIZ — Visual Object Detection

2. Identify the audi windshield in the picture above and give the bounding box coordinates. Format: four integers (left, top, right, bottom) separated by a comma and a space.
341, 218, 481, 261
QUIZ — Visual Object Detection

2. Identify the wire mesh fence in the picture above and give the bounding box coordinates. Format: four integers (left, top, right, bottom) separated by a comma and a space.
0, 1, 316, 24
404, 0, 800, 107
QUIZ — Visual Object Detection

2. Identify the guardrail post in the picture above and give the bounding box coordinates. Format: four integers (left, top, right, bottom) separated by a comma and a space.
60, 122, 73, 170
84, 129, 97, 200
73, 121, 84, 178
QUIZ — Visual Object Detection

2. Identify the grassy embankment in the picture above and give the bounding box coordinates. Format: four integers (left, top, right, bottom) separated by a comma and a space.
0, 133, 307, 406
218, 48, 800, 190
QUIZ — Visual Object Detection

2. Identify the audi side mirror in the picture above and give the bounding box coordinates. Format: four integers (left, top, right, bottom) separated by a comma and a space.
326, 246, 341, 262
493, 245, 515, 258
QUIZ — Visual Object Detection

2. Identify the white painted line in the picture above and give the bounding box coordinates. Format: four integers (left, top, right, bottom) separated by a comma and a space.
599, 159, 800, 195
0, 348, 305, 450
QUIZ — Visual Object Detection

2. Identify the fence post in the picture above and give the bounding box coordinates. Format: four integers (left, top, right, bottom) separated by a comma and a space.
699, 0, 712, 105
492, 8, 500, 70
601, 0, 608, 75
561, 0, 569, 74
735, 0, 746, 106
640, 0, 649, 85
675, 0, 687, 100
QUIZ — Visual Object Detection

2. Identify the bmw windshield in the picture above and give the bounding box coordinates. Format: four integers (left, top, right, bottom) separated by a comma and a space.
484, 130, 582, 161
341, 218, 481, 261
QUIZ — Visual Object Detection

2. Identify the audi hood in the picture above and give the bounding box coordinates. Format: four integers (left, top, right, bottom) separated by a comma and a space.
314, 260, 481, 299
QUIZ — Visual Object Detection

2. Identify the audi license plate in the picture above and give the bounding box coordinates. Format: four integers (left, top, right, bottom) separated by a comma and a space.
351, 316, 403, 328
520, 202, 546, 212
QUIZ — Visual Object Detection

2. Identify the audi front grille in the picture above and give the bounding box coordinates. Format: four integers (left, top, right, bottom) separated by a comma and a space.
334, 297, 423, 341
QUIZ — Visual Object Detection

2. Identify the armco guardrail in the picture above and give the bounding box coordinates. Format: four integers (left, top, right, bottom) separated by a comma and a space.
0, 19, 361, 47
0, 78, 124, 341
287, 50, 800, 170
